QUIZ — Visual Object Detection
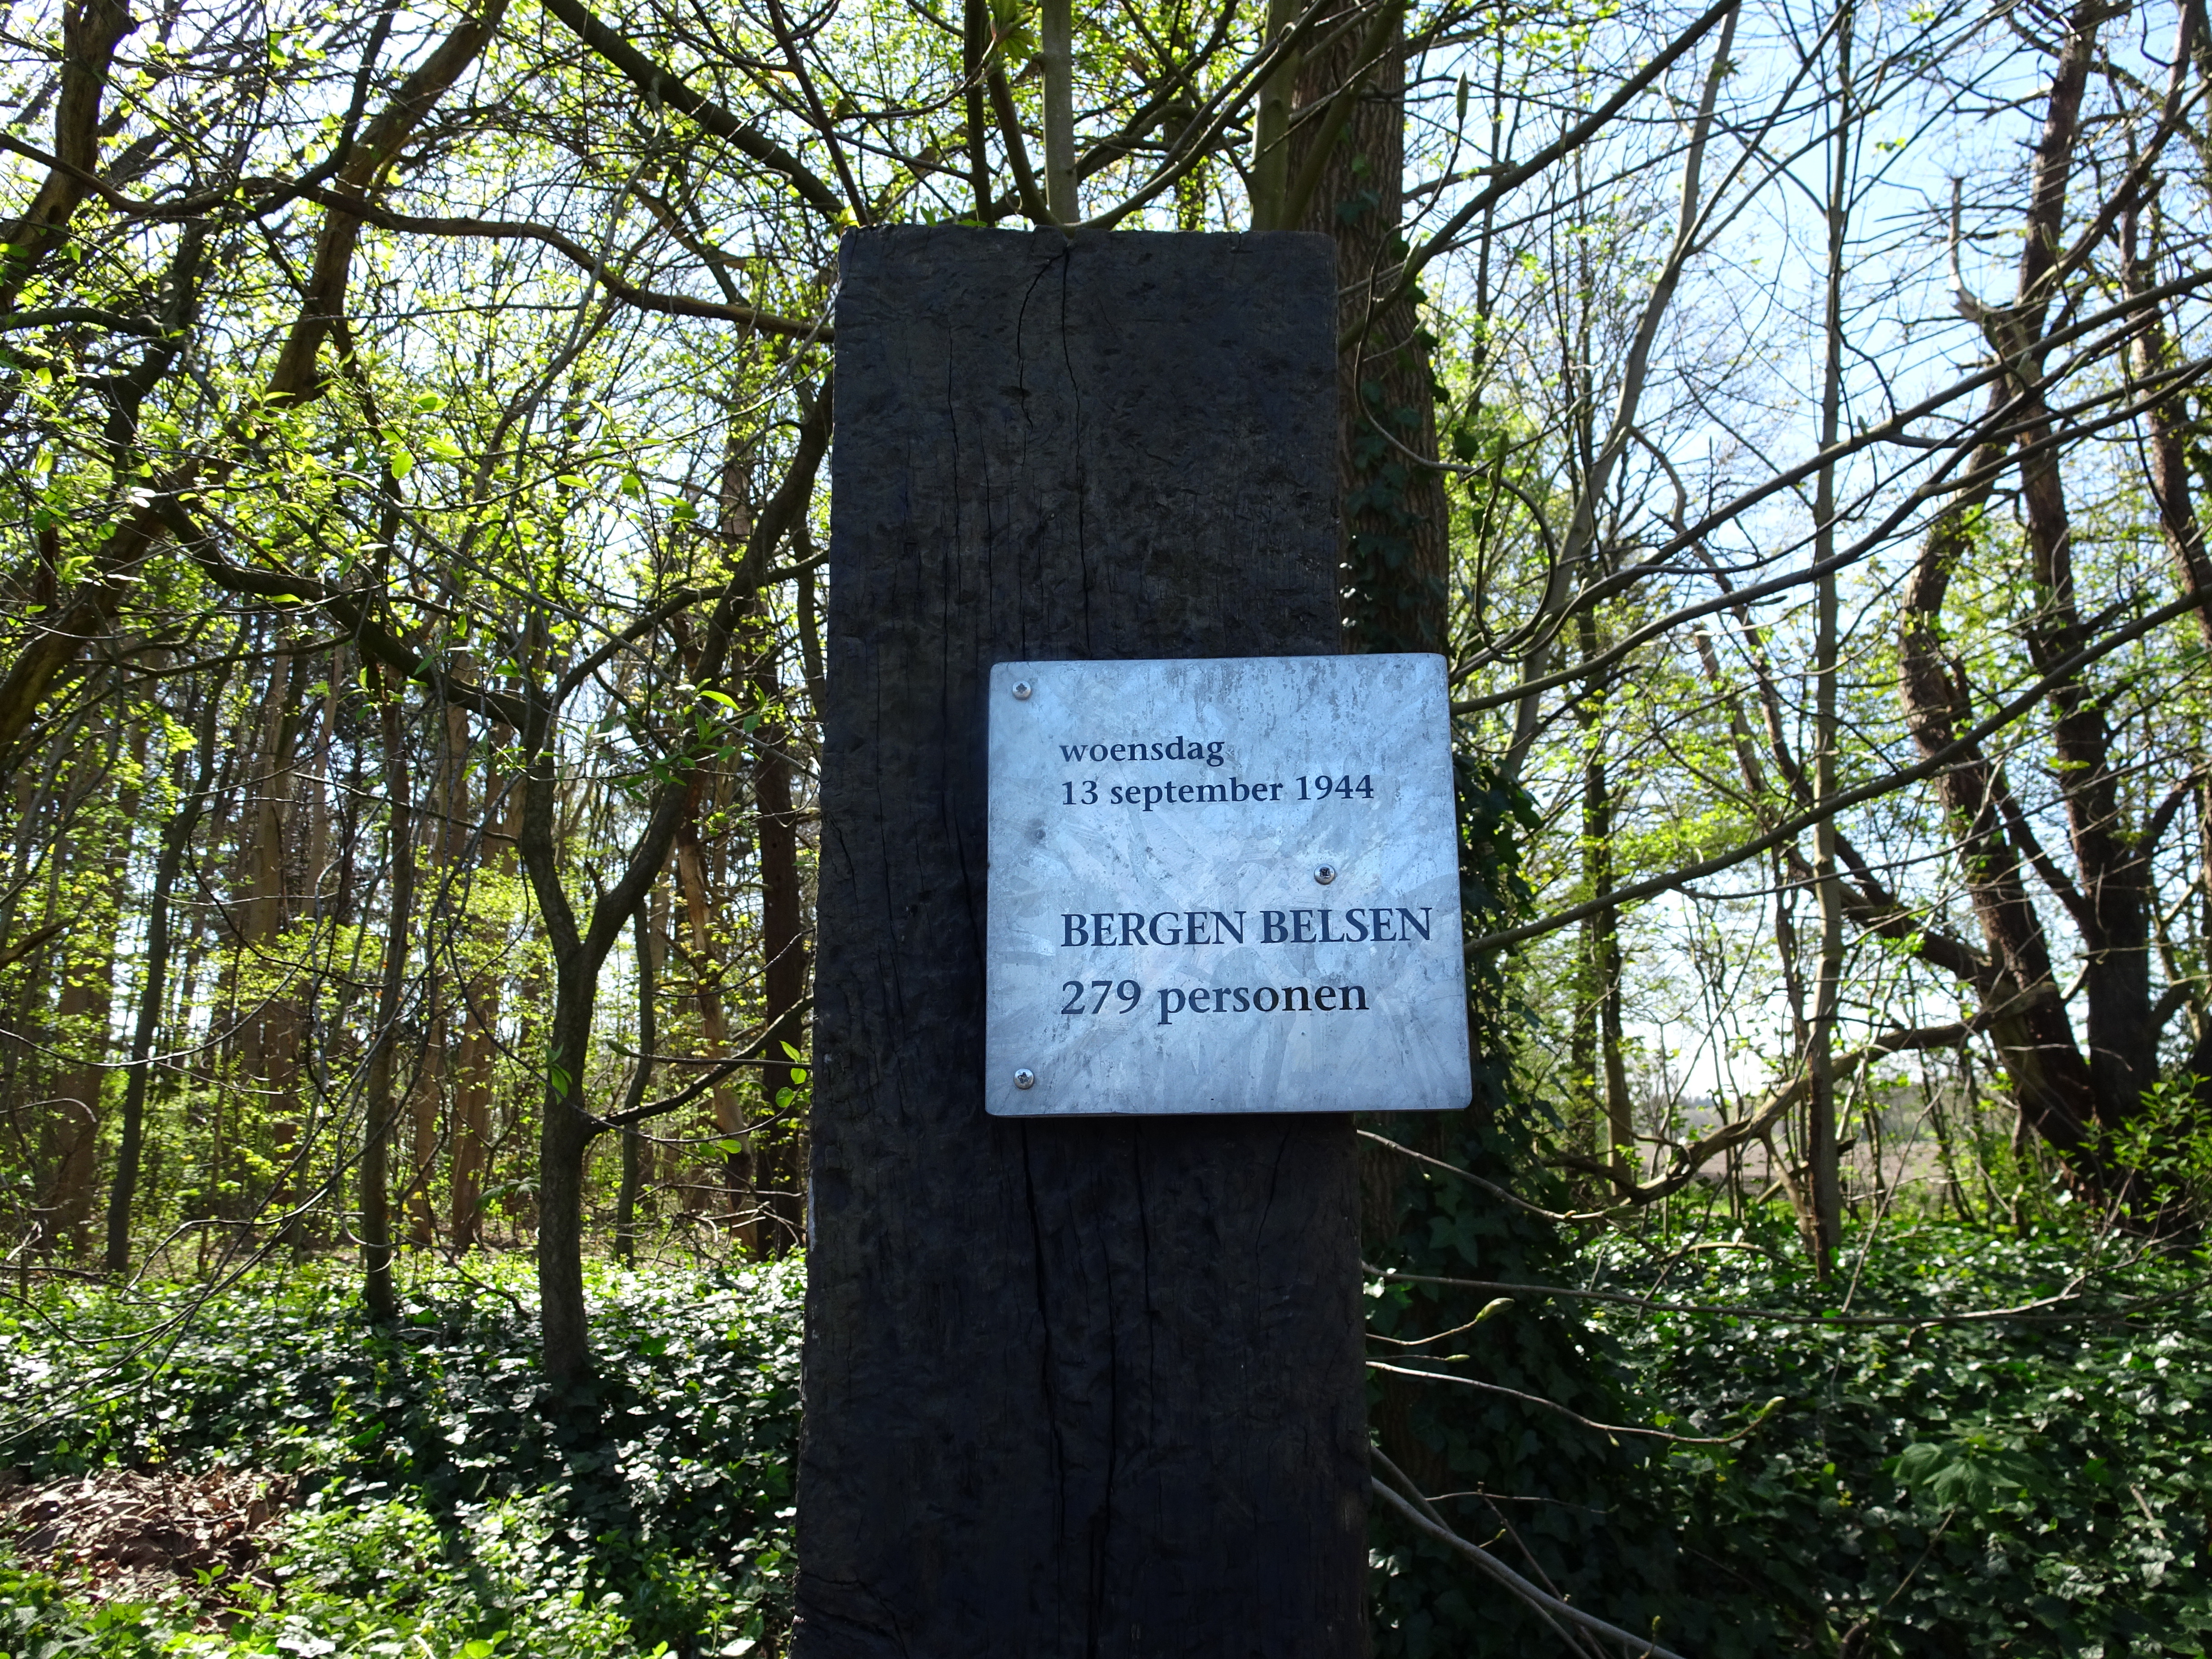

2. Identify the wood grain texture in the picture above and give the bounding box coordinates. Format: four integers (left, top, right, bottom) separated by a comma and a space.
799, 226, 1367, 1658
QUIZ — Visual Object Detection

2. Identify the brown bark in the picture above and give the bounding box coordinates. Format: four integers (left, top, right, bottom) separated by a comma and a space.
0, 512, 169, 761
1573, 607, 1631, 1177
241, 648, 305, 1200
1893, 0, 2174, 1174
0, 0, 137, 310
794, 540, 828, 713
1292, 9, 1449, 653
49, 717, 143, 1251
267, 0, 513, 400
1807, 10, 1855, 1274
1901, 423, 2099, 1158
2111, 10, 2212, 1124
403, 690, 471, 1246
1288, 43, 1451, 1506
613, 894, 659, 1264
1295, 2, 1443, 1219
107, 677, 224, 1274
404, 1011, 444, 1246
0, 218, 204, 765
749, 613, 809, 1250
449, 722, 516, 1251
362, 675, 414, 1321
529, 377, 832, 1382
2123, 201, 2212, 651
4, 0, 497, 805
47, 966, 106, 1251
2007, 65, 2157, 1133
673, 787, 750, 1242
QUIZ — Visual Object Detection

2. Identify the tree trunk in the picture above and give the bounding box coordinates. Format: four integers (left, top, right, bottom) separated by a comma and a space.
522, 376, 833, 1382
749, 612, 809, 1250
2123, 198, 2212, 652
265, 0, 514, 400
1894, 0, 2145, 1179
1806, 0, 1854, 1275
535, 948, 599, 1378
1572, 606, 1631, 1180
450, 722, 516, 1251
0, 0, 136, 309
673, 792, 749, 1237
48, 709, 137, 1254
362, 678, 415, 1322
404, 690, 470, 1247
1289, 6, 1456, 1355
244, 647, 305, 1232
613, 896, 658, 1265
1292, 8, 1449, 654
106, 682, 225, 1275
47, 944, 111, 1254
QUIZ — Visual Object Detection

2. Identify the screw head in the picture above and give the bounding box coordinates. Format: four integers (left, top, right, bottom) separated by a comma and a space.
1012, 680, 1033, 700
1012, 1067, 1037, 1089
1314, 864, 1337, 886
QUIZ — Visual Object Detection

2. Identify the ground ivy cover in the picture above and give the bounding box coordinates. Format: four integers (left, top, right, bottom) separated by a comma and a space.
2, 1226, 2206, 1657
0, 1259, 801, 1658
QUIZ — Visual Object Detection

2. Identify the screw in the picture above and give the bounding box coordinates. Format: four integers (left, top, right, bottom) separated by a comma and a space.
1012, 680, 1033, 700
1314, 864, 1337, 885
1012, 1067, 1037, 1089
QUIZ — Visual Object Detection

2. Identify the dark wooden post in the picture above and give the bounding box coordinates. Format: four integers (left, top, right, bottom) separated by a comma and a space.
802, 226, 1366, 1657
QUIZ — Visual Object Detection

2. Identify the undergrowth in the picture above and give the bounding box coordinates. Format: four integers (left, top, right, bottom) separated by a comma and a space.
2, 1218, 2205, 1658
1624, 1218, 2212, 1656
1368, 1181, 2212, 1658
0, 1257, 801, 1659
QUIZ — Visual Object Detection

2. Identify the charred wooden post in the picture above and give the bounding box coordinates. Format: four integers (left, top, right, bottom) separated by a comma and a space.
801, 226, 1366, 1655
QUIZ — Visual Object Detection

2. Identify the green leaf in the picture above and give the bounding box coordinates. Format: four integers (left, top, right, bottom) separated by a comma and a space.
1893, 1437, 2050, 1510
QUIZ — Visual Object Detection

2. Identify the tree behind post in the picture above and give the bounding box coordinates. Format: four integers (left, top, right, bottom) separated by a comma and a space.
1293, 3, 1450, 656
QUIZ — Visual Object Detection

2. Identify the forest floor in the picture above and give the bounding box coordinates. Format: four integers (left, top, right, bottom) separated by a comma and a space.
0, 1258, 801, 1658
0, 1218, 2204, 1657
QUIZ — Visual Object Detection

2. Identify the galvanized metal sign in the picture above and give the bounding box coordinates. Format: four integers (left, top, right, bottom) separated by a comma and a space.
984, 654, 1471, 1116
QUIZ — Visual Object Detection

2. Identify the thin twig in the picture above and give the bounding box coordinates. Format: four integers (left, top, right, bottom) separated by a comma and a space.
1366, 1359, 1772, 1446
1366, 1265, 2186, 1328
1370, 1479, 1689, 1659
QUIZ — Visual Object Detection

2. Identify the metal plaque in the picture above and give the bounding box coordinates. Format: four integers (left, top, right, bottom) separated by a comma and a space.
985, 654, 1471, 1116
